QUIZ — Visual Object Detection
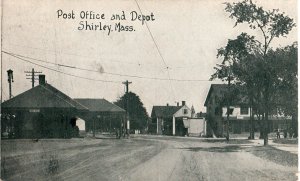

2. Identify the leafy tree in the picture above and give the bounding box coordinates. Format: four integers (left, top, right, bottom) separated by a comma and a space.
271, 43, 298, 137
212, 0, 296, 145
114, 92, 149, 132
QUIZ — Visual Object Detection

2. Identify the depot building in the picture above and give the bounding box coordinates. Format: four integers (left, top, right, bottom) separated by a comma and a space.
1, 75, 88, 138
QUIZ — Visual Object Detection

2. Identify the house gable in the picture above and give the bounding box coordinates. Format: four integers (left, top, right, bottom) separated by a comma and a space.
204, 84, 227, 107
173, 105, 192, 118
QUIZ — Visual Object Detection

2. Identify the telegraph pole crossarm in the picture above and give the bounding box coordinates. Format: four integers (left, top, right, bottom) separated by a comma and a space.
24, 68, 42, 88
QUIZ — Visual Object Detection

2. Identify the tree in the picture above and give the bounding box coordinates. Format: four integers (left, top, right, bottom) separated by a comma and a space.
212, 0, 296, 145
211, 33, 262, 141
114, 92, 149, 132
271, 43, 298, 137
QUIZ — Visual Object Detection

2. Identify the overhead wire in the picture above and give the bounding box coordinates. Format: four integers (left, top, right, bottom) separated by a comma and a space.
6, 43, 165, 69
133, 0, 178, 101
7, 42, 207, 70
2, 51, 120, 83
3, 50, 213, 82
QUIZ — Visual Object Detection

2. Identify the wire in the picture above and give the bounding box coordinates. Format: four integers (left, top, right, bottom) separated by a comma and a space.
134, 0, 178, 101
3, 50, 213, 82
134, 0, 168, 69
8, 42, 202, 70
3, 51, 120, 83
6, 43, 166, 69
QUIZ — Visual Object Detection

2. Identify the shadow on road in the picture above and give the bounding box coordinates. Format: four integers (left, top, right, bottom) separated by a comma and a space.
180, 145, 243, 152
200, 139, 252, 144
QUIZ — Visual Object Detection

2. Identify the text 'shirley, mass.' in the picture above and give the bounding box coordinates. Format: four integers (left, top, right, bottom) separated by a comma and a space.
78, 21, 135, 35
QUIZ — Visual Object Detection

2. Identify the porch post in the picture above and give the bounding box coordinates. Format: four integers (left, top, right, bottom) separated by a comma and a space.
172, 116, 175, 135
204, 119, 207, 136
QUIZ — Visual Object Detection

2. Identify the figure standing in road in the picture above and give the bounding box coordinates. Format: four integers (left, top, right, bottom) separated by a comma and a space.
276, 129, 280, 139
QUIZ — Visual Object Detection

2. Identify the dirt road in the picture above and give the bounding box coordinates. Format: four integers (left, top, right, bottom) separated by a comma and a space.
1, 136, 297, 181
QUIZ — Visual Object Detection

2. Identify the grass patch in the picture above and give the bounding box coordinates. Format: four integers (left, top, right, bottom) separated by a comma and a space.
273, 138, 298, 144
249, 145, 297, 167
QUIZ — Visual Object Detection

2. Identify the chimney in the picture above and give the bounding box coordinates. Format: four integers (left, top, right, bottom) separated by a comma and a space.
182, 101, 186, 106
39, 74, 46, 85
177, 102, 179, 106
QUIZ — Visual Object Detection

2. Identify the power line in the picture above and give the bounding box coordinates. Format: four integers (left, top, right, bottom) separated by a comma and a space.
134, 0, 168, 69
5, 43, 166, 69
8, 42, 201, 70
3, 50, 213, 82
134, 0, 177, 101
3, 51, 120, 83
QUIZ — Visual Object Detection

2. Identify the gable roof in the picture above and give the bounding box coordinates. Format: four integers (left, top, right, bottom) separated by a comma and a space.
204, 84, 249, 106
1, 84, 88, 110
204, 84, 228, 106
74, 98, 125, 112
151, 106, 182, 118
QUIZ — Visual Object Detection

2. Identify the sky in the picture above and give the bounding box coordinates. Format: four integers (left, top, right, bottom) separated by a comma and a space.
1, 0, 297, 115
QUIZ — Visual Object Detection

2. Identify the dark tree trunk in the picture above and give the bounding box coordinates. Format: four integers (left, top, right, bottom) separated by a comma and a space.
259, 114, 264, 139
264, 112, 269, 146
263, 87, 269, 146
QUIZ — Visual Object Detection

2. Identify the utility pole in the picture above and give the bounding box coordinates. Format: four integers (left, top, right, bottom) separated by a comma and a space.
25, 68, 42, 88
7, 69, 14, 99
122, 80, 132, 138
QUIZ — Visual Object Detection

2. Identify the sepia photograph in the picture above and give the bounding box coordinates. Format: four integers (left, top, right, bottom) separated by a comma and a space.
0, 0, 298, 180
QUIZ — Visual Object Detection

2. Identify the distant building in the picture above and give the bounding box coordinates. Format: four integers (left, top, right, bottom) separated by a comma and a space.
196, 112, 207, 118
74, 99, 125, 134
1, 75, 88, 138
150, 101, 192, 136
204, 84, 292, 137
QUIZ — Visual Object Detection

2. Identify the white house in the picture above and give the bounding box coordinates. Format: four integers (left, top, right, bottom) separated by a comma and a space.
151, 101, 191, 136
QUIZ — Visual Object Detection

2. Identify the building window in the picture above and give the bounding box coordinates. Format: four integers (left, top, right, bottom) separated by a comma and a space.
183, 109, 188, 114
226, 108, 234, 115
240, 106, 249, 115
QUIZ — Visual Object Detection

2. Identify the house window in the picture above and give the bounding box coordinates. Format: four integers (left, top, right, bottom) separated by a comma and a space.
240, 106, 249, 115
226, 108, 234, 115
183, 109, 188, 114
